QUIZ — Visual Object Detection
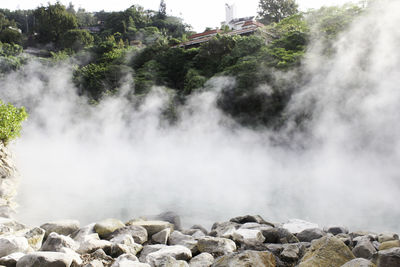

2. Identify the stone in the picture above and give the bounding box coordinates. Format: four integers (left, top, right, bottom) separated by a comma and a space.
16, 252, 74, 267
83, 260, 104, 267
77, 234, 113, 254
24, 228, 45, 251
280, 244, 300, 262
0, 236, 29, 257
261, 228, 299, 244
372, 247, 400, 266
111, 253, 141, 267
94, 219, 125, 239
153, 212, 182, 231
232, 229, 265, 247
298, 235, 355, 267
297, 228, 326, 242
378, 233, 399, 243
0, 252, 25, 267
190, 225, 208, 235
168, 231, 198, 254
40, 232, 78, 252
282, 219, 319, 234
152, 229, 171, 245
181, 230, 205, 239
379, 240, 400, 251
0, 218, 26, 236
189, 253, 214, 267
71, 224, 96, 242
350, 232, 377, 240
109, 234, 143, 255
341, 258, 376, 267
138, 245, 167, 262
106, 225, 148, 245
229, 215, 274, 227
209, 222, 239, 238
212, 250, 276, 267
150, 256, 188, 267
40, 220, 80, 238
145, 245, 192, 266
59, 247, 83, 266
126, 221, 174, 237
352, 239, 376, 259
239, 223, 273, 231
337, 233, 353, 247
324, 226, 349, 235
197, 237, 236, 256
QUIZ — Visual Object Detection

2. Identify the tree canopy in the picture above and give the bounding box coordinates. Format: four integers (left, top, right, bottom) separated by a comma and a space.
258, 0, 299, 24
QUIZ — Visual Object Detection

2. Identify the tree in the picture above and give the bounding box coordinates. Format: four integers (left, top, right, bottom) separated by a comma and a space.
61, 29, 94, 51
33, 3, 78, 47
257, 0, 298, 24
0, 101, 27, 144
158, 0, 167, 19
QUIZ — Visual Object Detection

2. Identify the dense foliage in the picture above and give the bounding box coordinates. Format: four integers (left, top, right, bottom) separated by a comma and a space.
0, 101, 28, 144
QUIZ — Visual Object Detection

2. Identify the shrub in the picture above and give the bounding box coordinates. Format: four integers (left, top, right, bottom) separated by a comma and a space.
0, 101, 28, 144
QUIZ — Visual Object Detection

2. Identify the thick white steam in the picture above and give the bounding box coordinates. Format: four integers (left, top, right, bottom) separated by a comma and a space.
0, 0, 399, 231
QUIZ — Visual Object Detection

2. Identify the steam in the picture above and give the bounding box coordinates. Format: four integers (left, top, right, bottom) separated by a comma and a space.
0, 0, 399, 232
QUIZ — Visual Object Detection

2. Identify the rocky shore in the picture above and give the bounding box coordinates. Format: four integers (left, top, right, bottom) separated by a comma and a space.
0, 213, 397, 267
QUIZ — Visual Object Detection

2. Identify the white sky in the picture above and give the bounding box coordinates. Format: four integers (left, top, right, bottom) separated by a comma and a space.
4, 0, 358, 32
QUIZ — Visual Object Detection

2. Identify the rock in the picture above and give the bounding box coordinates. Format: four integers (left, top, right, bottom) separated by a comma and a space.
337, 233, 353, 247
229, 215, 274, 227
24, 228, 45, 251
59, 247, 83, 266
350, 232, 377, 240
298, 235, 355, 267
372, 247, 400, 266
40, 232, 78, 252
352, 239, 376, 259
83, 260, 104, 267
168, 231, 198, 254
71, 224, 96, 242
190, 225, 208, 235
280, 244, 300, 262
378, 233, 399, 243
146, 245, 192, 266
149, 255, 189, 267
111, 253, 141, 267
181, 229, 205, 239
266, 244, 284, 255
189, 253, 214, 267
197, 237, 236, 256
324, 226, 349, 235
0, 252, 25, 267
341, 258, 376, 267
379, 240, 400, 250
110, 234, 143, 254
0, 218, 26, 235
139, 245, 167, 262
212, 250, 276, 267
297, 228, 326, 242
16, 252, 74, 267
0, 236, 29, 257
282, 219, 319, 234
209, 222, 239, 238
40, 220, 80, 238
106, 225, 148, 245
153, 212, 182, 231
77, 234, 113, 254
261, 228, 299, 244
152, 229, 171, 245
232, 229, 265, 247
94, 219, 125, 239
238, 223, 273, 231
126, 221, 174, 237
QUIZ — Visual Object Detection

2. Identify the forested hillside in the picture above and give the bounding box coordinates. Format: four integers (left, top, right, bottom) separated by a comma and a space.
0, 1, 367, 129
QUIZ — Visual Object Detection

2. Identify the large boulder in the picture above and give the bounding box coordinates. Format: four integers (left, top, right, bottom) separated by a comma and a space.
378, 240, 400, 251
40, 220, 80, 238
197, 237, 236, 256
106, 225, 148, 245
168, 231, 198, 254
189, 253, 214, 267
0, 252, 25, 267
0, 236, 30, 257
341, 258, 376, 267
127, 221, 174, 237
371, 247, 400, 267
94, 219, 125, 239
16, 252, 74, 267
377, 233, 398, 243
280, 244, 302, 262
40, 232, 78, 252
297, 228, 326, 243
212, 250, 276, 267
352, 239, 376, 259
24, 227, 46, 251
152, 229, 171, 245
261, 228, 299, 244
298, 235, 355, 267
232, 229, 265, 247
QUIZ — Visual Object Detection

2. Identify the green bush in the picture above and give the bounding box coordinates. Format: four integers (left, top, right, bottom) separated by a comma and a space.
0, 101, 28, 144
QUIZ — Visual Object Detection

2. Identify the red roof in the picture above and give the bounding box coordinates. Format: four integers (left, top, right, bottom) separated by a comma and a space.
243, 20, 264, 28
189, 29, 222, 40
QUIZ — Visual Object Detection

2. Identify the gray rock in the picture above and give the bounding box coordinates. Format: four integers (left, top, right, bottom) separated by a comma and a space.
111, 253, 140, 267
297, 228, 326, 242
139, 245, 167, 262
350, 232, 378, 240
341, 258, 376, 267
0, 236, 29, 257
280, 244, 300, 262
238, 222, 273, 231
209, 222, 239, 238
127, 221, 174, 237
94, 219, 125, 239
378, 233, 399, 243
181, 229, 205, 239
71, 224, 96, 242
266, 244, 284, 255
197, 237, 236, 256
211, 250, 276, 267
232, 229, 265, 247
106, 225, 148, 245
379, 240, 400, 250
0, 252, 25, 267
152, 229, 171, 245
337, 233, 353, 247
324, 226, 349, 235
145, 245, 192, 266
168, 231, 198, 254
261, 228, 299, 244
40, 220, 80, 238
83, 260, 104, 267
352, 240, 376, 259
77, 234, 113, 254
229, 215, 274, 227
282, 219, 319, 234
153, 212, 182, 231
190, 225, 208, 235
0, 218, 26, 235
372, 247, 400, 267
40, 232, 78, 252
189, 253, 214, 267
149, 255, 188, 267
24, 228, 45, 251
109, 234, 143, 254
59, 247, 83, 266
16, 252, 74, 267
